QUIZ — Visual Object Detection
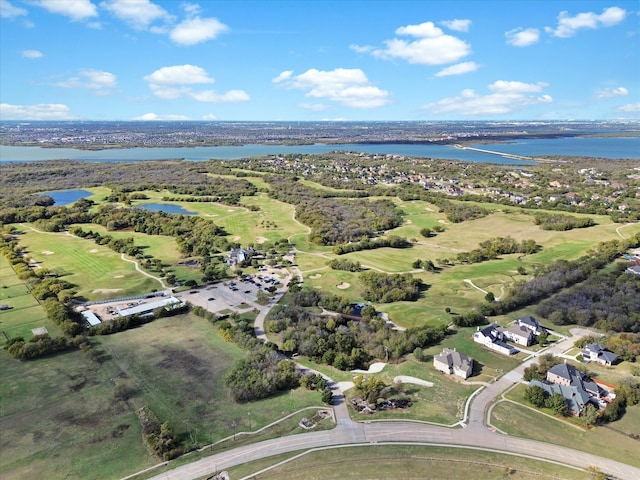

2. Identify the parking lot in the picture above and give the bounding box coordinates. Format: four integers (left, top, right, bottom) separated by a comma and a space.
178, 266, 292, 316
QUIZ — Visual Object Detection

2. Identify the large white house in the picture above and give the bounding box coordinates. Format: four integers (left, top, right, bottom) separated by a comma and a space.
582, 343, 618, 366
514, 315, 543, 335
473, 323, 517, 356
503, 324, 534, 346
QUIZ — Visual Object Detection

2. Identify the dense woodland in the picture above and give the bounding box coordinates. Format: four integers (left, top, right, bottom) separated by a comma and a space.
536, 264, 640, 332
266, 175, 403, 245
265, 290, 447, 370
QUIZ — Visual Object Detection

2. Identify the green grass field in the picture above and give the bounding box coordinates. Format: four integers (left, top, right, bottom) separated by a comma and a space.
0, 254, 56, 345
16, 227, 161, 300
0, 313, 328, 480
226, 444, 592, 480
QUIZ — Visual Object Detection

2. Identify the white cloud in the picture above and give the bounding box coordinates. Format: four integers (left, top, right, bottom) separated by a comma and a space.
273, 68, 390, 108
0, 103, 76, 120
100, 0, 171, 30
36, 0, 98, 22
371, 21, 471, 65
202, 113, 217, 120
435, 61, 479, 77
1, 0, 27, 19
22, 49, 43, 58
423, 80, 552, 115
169, 15, 228, 45
596, 86, 628, 99
144, 64, 247, 103
505, 28, 540, 47
55, 69, 117, 94
349, 44, 374, 54
144, 65, 215, 85
272, 71, 293, 83
133, 112, 190, 121
440, 19, 471, 32
189, 89, 249, 103
617, 102, 640, 113
545, 6, 626, 38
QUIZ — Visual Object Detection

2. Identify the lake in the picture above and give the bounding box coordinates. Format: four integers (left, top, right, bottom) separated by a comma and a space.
138, 203, 197, 215
41, 189, 93, 206
1, 136, 638, 164
0, 137, 640, 165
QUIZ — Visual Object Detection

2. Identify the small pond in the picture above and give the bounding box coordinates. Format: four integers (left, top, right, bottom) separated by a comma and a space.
138, 203, 196, 215
41, 189, 92, 206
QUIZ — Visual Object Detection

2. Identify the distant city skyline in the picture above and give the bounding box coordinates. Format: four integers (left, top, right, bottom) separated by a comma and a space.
0, 0, 638, 121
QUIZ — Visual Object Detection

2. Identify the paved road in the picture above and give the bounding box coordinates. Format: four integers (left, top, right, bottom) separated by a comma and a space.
147, 420, 640, 480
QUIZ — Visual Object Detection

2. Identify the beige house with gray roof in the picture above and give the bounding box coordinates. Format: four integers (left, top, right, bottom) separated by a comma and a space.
433, 348, 473, 379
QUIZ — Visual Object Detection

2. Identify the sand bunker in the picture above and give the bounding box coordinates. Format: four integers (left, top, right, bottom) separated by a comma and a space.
232, 236, 241, 241
89, 249, 99, 253
92, 288, 122, 294
336, 282, 350, 289
41, 250, 54, 255
405, 219, 413, 224
309, 274, 322, 279
113, 275, 124, 278
438, 219, 448, 224
352, 362, 386, 374
255, 237, 268, 244
393, 375, 434, 387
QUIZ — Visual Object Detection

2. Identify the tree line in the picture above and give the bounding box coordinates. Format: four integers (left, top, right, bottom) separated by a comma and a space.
332, 235, 411, 255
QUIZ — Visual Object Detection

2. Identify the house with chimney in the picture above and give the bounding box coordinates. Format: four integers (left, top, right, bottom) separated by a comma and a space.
433, 348, 473, 379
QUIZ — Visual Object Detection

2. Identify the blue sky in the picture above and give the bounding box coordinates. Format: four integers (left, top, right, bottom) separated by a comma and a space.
0, 0, 638, 121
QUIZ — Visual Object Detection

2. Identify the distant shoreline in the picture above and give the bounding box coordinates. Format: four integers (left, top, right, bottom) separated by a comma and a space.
2, 132, 639, 151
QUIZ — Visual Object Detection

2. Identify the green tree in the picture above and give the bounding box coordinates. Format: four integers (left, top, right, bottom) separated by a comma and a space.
524, 385, 548, 407
582, 403, 599, 425
538, 330, 549, 346
545, 392, 567, 415
321, 388, 333, 404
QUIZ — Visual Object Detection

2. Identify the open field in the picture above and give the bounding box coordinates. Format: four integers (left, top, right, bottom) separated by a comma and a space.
0, 313, 327, 480
226, 444, 592, 480
16, 227, 160, 300
70, 223, 205, 284
0, 254, 55, 345
491, 398, 640, 468
129, 189, 306, 247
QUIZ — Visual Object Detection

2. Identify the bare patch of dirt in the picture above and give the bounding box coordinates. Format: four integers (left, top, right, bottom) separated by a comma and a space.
92, 288, 122, 294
